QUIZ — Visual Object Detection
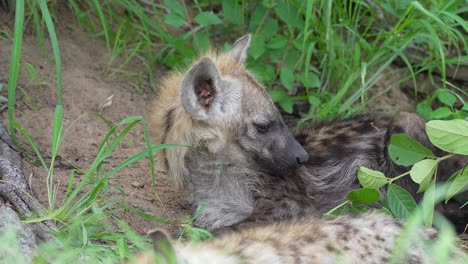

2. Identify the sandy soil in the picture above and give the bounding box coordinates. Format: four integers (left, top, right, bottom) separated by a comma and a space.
0, 7, 424, 238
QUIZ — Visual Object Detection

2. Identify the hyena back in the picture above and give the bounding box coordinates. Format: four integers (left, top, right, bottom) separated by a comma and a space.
134, 212, 466, 264
151, 35, 467, 231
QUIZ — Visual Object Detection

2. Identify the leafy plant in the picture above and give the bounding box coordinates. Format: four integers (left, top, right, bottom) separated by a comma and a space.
326, 119, 468, 226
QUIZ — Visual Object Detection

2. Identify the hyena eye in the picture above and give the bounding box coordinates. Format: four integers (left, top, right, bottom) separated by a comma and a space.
253, 122, 272, 133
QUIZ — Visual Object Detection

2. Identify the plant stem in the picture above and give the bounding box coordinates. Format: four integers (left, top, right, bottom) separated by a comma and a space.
325, 200, 350, 216
388, 170, 411, 184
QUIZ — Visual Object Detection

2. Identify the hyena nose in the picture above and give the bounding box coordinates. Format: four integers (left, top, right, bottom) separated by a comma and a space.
296, 149, 309, 164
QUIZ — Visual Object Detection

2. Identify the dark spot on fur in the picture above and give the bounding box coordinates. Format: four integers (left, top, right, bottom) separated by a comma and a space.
375, 234, 385, 242
326, 243, 334, 251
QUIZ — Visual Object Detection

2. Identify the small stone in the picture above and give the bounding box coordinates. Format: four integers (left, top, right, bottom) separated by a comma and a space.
131, 181, 144, 188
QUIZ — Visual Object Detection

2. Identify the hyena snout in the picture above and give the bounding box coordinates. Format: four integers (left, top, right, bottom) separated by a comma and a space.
289, 137, 309, 165
272, 134, 309, 172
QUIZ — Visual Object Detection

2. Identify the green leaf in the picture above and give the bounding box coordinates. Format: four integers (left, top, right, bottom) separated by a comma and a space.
462, 103, 468, 112
300, 72, 320, 88
269, 90, 293, 113
163, 12, 185, 27
421, 181, 436, 227
280, 68, 294, 91
274, 1, 303, 30
249, 34, 265, 60
436, 89, 457, 107
164, 0, 185, 17
416, 102, 432, 120
249, 63, 274, 84
222, 0, 242, 25
445, 168, 468, 203
308, 95, 320, 107
347, 188, 381, 205
430, 107, 452, 119
194, 30, 211, 51
278, 96, 294, 114
387, 184, 418, 220
269, 89, 288, 102
284, 49, 300, 69
389, 134, 434, 166
357, 166, 389, 188
194, 12, 222, 26
258, 18, 279, 39
426, 119, 468, 155
266, 35, 288, 49
410, 159, 437, 184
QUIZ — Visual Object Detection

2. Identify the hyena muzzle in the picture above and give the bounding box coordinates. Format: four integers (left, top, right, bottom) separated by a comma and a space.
151, 35, 467, 232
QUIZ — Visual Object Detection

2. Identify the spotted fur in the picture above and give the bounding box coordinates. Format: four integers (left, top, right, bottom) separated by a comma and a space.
133, 212, 466, 264
151, 35, 467, 232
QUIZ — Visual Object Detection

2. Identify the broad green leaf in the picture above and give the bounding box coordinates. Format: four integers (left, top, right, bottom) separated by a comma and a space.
163, 13, 185, 27
249, 63, 274, 84
308, 95, 320, 107
347, 188, 381, 205
280, 68, 294, 91
194, 12, 222, 27
387, 184, 418, 220
194, 31, 211, 51
436, 89, 457, 107
249, 34, 265, 60
222, 0, 242, 25
445, 168, 468, 203
258, 18, 279, 39
416, 168, 433, 193
410, 159, 437, 184
164, 0, 185, 17
300, 72, 320, 88
274, 1, 304, 30
389, 134, 434, 166
266, 35, 288, 49
269, 89, 288, 103
426, 120, 468, 155
284, 49, 300, 69
357, 166, 389, 188
416, 102, 432, 120
278, 96, 294, 114
430, 107, 452, 119
463, 103, 468, 112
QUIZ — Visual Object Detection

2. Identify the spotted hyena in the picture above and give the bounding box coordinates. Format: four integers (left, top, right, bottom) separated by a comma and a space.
151, 35, 467, 232
133, 212, 466, 264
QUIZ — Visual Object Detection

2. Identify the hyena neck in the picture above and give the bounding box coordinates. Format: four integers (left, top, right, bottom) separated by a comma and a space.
185, 149, 258, 230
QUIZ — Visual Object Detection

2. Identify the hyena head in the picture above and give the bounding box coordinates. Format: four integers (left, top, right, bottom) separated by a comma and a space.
152, 35, 308, 188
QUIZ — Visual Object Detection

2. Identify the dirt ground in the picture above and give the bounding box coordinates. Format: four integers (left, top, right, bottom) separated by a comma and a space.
0, 11, 191, 236
0, 8, 428, 238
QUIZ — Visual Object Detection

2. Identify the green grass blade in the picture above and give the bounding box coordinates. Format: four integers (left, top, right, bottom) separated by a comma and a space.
7, 0, 25, 144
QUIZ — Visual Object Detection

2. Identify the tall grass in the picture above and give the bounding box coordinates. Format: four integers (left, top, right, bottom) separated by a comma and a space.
66, 0, 467, 120
3, 0, 197, 262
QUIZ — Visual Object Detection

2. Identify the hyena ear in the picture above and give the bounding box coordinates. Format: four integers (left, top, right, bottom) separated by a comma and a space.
180, 57, 241, 120
148, 229, 177, 262
228, 34, 251, 65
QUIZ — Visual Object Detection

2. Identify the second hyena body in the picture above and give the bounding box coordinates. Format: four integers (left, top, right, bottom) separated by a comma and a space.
136, 212, 464, 264
151, 35, 466, 231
